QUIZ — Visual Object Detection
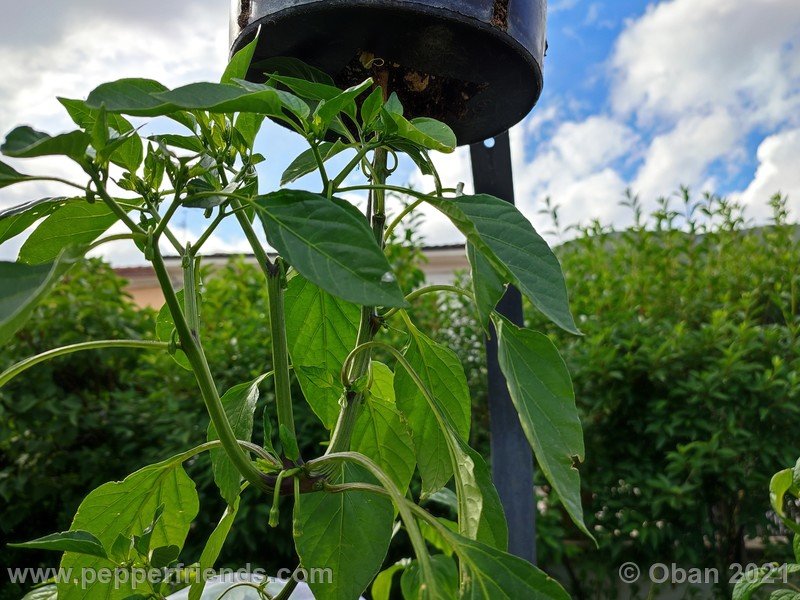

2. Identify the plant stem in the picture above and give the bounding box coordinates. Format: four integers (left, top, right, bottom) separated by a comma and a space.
144, 196, 184, 254
28, 176, 86, 191
383, 198, 424, 239
267, 262, 296, 450
89, 173, 145, 234
0, 340, 167, 388
183, 252, 201, 341
272, 571, 300, 600
326, 147, 388, 455
151, 246, 270, 492
308, 140, 330, 195
153, 196, 181, 240
330, 143, 377, 191
86, 233, 145, 253
190, 208, 228, 256
337, 183, 455, 200
381, 285, 474, 319
232, 199, 276, 275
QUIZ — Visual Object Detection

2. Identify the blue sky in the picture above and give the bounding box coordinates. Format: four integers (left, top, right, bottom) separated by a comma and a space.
1, 0, 798, 263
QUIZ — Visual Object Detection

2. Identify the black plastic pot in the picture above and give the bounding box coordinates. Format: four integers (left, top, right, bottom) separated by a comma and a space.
229, 0, 546, 145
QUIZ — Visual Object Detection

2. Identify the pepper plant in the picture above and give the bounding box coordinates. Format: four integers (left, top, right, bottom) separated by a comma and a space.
1, 39, 590, 600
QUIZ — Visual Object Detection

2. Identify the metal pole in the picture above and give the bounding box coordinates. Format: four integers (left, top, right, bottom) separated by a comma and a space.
469, 131, 536, 564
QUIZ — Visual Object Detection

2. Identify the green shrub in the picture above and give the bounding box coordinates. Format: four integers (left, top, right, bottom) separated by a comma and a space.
528, 191, 800, 597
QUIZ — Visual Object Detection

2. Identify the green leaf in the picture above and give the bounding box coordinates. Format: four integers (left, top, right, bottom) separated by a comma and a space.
424, 488, 458, 512
770, 463, 800, 535
58, 456, 199, 600
156, 290, 192, 370
188, 498, 241, 600
401, 555, 458, 600
59, 98, 143, 171
733, 565, 800, 600
150, 544, 180, 568
0, 246, 82, 346
86, 78, 174, 116
207, 374, 268, 504
770, 590, 800, 600
495, 318, 590, 538
108, 533, 133, 563
134, 502, 165, 557
18, 200, 123, 265
221, 33, 258, 84
21, 585, 57, 600
285, 275, 359, 428
280, 140, 348, 185
453, 534, 570, 599
150, 134, 204, 153
468, 243, 505, 329
0, 197, 78, 246
371, 562, 405, 600
267, 74, 342, 102
390, 140, 435, 177
454, 440, 508, 549
292, 366, 343, 429
384, 92, 403, 116
315, 79, 372, 123
386, 113, 456, 153
254, 57, 335, 85
262, 400, 277, 458
233, 79, 311, 120
410, 118, 457, 151
420, 517, 458, 556
294, 463, 394, 600
279, 423, 300, 462
234, 112, 265, 149
153, 83, 285, 116
360, 87, 384, 128
429, 194, 578, 334
9, 530, 107, 559
352, 362, 416, 493
2, 127, 89, 161
255, 190, 406, 307
101, 130, 143, 173
394, 320, 470, 495
0, 159, 34, 189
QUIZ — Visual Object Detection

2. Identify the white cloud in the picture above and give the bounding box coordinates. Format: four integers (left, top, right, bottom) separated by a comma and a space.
632, 109, 743, 200
512, 116, 639, 232
550, 0, 580, 13
611, 0, 800, 129
734, 128, 800, 220
0, 9, 227, 132
608, 0, 800, 213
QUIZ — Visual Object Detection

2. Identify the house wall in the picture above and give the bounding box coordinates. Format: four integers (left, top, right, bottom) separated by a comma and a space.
117, 245, 469, 309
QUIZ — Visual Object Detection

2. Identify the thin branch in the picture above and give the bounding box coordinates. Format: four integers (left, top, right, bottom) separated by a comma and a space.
0, 340, 168, 388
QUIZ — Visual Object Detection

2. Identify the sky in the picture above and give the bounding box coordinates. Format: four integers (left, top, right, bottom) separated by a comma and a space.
1, 0, 799, 265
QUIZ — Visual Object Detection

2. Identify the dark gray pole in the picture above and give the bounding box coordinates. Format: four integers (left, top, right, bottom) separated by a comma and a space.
469, 131, 536, 564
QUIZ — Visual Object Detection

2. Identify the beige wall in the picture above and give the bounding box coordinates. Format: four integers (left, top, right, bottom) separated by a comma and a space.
118, 246, 468, 309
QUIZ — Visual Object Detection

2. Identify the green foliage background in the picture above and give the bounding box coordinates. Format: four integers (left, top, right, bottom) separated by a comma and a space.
2, 191, 798, 598
531, 191, 800, 597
